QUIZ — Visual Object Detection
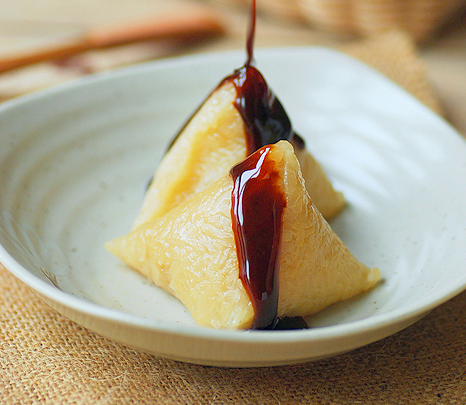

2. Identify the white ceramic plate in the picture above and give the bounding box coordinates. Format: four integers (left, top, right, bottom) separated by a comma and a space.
1, 47, 466, 367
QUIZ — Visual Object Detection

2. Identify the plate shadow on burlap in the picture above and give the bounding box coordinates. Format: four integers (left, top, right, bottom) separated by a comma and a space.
1, 30, 466, 404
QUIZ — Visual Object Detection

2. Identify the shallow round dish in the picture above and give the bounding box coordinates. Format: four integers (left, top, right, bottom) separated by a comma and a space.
1, 47, 466, 367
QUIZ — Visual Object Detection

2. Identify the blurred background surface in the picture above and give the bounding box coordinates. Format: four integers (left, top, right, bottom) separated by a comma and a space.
0, 0, 465, 133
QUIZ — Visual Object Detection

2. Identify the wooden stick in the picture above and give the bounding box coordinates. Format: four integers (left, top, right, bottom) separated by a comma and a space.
0, 12, 224, 74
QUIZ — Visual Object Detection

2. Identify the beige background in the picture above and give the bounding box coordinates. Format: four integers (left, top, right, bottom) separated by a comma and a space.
0, 0, 465, 134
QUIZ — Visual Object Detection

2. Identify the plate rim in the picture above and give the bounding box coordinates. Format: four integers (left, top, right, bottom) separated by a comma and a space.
1, 46, 466, 365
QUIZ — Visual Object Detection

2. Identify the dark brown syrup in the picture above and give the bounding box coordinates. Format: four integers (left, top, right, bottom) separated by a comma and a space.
268, 316, 309, 330
230, 145, 285, 330
223, 65, 294, 155
219, 8, 304, 155
167, 1, 304, 154
164, 0, 308, 330
229, 0, 308, 330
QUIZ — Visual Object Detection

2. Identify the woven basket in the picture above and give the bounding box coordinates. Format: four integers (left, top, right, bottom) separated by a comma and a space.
221, 0, 466, 41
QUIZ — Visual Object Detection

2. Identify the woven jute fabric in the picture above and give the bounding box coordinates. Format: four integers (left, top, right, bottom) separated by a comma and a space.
1, 31, 463, 404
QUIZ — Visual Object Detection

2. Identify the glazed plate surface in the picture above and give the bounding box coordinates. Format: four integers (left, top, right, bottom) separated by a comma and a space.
1, 47, 466, 367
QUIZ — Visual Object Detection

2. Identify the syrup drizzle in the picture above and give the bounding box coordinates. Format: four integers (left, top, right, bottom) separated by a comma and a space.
219, 0, 304, 156
166, 0, 308, 330
245, 0, 256, 67
229, 65, 294, 155
229, 0, 308, 330
230, 146, 285, 329
168, 0, 304, 154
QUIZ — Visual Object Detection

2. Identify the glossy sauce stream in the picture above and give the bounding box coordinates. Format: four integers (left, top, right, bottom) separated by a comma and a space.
230, 146, 284, 329
166, 0, 308, 330
228, 0, 308, 330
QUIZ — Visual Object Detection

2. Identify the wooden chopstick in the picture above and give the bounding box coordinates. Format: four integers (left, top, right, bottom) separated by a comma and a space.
0, 12, 225, 74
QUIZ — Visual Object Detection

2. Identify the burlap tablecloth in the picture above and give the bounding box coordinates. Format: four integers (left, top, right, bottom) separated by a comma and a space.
1, 30, 464, 404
